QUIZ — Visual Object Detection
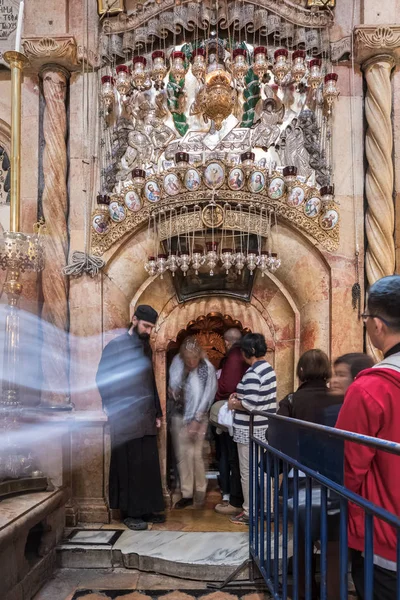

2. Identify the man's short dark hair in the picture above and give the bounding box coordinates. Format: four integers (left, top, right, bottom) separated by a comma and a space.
296, 349, 331, 383
241, 333, 267, 359
368, 275, 400, 332
334, 353, 375, 379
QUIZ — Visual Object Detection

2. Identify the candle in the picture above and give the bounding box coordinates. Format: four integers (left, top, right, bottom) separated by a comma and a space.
14, 1, 24, 53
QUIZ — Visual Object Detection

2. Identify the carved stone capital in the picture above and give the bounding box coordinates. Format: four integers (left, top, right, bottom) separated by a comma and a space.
355, 25, 400, 65
22, 35, 98, 73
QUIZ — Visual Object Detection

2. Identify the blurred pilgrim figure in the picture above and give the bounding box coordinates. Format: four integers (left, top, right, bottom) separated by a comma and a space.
96, 305, 164, 531
169, 336, 217, 509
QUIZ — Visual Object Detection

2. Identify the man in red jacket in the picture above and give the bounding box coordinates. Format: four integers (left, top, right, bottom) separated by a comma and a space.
214, 328, 248, 515
336, 275, 400, 600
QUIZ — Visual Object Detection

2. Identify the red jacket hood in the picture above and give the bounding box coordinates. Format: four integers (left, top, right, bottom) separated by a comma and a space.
355, 366, 400, 389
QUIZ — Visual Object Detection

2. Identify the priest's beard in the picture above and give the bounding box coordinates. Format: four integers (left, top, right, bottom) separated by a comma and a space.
134, 325, 150, 341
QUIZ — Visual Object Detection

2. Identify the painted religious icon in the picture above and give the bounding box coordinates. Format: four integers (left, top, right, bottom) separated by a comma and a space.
109, 201, 126, 222
248, 171, 265, 193
268, 177, 285, 199
92, 214, 109, 235
163, 173, 181, 196
287, 186, 305, 207
124, 190, 142, 212
320, 209, 339, 230
304, 196, 321, 218
204, 162, 225, 189
145, 181, 161, 203
184, 168, 201, 191
228, 168, 245, 191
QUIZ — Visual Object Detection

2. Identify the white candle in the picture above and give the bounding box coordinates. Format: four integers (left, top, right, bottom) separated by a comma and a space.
15, 1, 24, 53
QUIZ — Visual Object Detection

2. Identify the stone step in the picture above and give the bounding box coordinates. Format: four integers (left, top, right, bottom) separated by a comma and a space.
57, 530, 249, 581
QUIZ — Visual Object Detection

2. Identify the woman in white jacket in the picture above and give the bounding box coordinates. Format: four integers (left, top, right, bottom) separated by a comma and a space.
169, 336, 217, 509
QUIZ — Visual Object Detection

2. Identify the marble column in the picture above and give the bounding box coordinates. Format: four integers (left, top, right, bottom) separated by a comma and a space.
355, 26, 400, 358
40, 64, 71, 407
363, 55, 396, 285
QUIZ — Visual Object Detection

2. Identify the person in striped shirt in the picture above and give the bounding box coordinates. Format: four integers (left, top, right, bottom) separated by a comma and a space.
228, 333, 277, 525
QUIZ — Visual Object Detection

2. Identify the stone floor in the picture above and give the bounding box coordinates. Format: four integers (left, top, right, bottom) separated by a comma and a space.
32, 568, 269, 600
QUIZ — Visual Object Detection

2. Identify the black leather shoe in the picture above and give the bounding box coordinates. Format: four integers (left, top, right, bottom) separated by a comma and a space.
123, 517, 148, 530
143, 513, 166, 523
174, 497, 193, 509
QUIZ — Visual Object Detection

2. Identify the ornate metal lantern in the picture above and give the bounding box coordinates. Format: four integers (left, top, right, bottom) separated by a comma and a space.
292, 50, 306, 83
192, 48, 206, 82
101, 75, 115, 114
309, 58, 322, 89
151, 50, 168, 89
253, 46, 268, 81
132, 56, 148, 90
170, 50, 187, 82
201, 66, 236, 130
268, 252, 281, 272
273, 48, 290, 86
232, 48, 249, 87
324, 73, 339, 114
115, 65, 131, 97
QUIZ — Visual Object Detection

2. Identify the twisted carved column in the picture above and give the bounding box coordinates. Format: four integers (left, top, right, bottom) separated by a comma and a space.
40, 65, 70, 406
363, 55, 396, 285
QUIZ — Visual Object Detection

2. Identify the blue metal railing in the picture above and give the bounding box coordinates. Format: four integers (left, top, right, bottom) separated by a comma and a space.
249, 411, 400, 600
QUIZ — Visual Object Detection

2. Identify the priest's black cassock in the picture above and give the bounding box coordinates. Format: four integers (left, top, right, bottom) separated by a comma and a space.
96, 329, 164, 518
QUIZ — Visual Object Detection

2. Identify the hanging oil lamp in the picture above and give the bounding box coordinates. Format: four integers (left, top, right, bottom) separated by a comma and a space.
192, 48, 206, 83
191, 251, 205, 275
201, 63, 236, 130
308, 58, 322, 89
320, 185, 335, 205
273, 48, 290, 86
151, 50, 168, 89
232, 48, 249, 87
283, 166, 297, 192
241, 151, 255, 174
292, 50, 306, 83
115, 65, 131, 97
170, 50, 188, 83
257, 251, 270, 277
175, 152, 189, 180
101, 75, 115, 114
268, 252, 281, 273
206, 241, 219, 276
144, 256, 157, 276
178, 252, 191, 276
235, 249, 246, 274
156, 253, 168, 279
166, 253, 179, 277
246, 252, 258, 275
132, 168, 146, 190
132, 56, 148, 90
253, 46, 268, 81
221, 248, 234, 274
323, 73, 339, 115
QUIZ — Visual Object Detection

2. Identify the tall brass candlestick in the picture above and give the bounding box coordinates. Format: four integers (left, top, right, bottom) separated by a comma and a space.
3, 51, 29, 233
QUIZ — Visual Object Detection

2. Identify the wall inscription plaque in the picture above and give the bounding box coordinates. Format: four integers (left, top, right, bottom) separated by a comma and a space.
0, 0, 19, 68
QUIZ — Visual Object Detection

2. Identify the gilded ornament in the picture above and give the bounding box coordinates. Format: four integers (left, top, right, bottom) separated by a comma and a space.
202, 204, 224, 228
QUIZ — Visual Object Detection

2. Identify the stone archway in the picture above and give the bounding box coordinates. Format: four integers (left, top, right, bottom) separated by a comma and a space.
128, 277, 300, 496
